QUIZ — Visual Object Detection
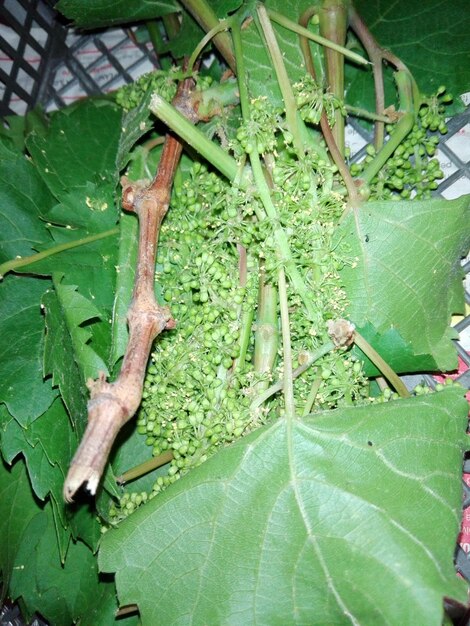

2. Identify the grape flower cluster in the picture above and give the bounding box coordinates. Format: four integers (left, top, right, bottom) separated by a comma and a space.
350, 87, 452, 199
108, 71, 452, 523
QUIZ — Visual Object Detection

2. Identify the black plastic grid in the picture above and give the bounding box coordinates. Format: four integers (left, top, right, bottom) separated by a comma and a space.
0, 0, 160, 116
1, 0, 470, 620
0, 0, 64, 116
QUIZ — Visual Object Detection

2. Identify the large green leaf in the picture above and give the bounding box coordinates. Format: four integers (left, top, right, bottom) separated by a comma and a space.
0, 109, 48, 152
0, 276, 56, 424
352, 0, 470, 104
0, 404, 70, 504
54, 280, 109, 380
1, 402, 72, 559
338, 196, 470, 375
100, 388, 468, 625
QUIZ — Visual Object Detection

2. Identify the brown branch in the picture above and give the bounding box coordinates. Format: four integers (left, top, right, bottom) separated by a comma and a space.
63, 78, 198, 502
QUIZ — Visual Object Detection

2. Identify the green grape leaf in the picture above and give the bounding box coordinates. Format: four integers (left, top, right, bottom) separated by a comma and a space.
100, 388, 468, 626
0, 276, 56, 425
0, 110, 48, 154
0, 400, 85, 559
0, 398, 103, 552
45, 182, 118, 233
0, 139, 55, 263
26, 100, 122, 199
0, 458, 120, 626
338, 196, 470, 375
351, 0, 470, 106
1, 414, 64, 503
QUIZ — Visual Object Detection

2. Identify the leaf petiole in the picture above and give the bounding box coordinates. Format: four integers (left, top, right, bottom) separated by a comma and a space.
256, 4, 303, 154
251, 340, 335, 410
116, 451, 174, 484
267, 8, 370, 67
0, 227, 119, 279
278, 267, 295, 419
354, 331, 410, 398
187, 19, 230, 75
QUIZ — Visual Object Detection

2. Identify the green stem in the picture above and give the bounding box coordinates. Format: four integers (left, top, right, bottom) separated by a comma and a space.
249, 151, 316, 319
302, 377, 322, 416
187, 20, 230, 75
0, 227, 119, 279
358, 70, 416, 187
297, 11, 347, 196
233, 19, 317, 317
349, 6, 386, 150
116, 450, 174, 484
251, 339, 335, 410
256, 4, 304, 154
359, 112, 414, 186
299, 7, 323, 82
253, 277, 279, 392
233, 306, 254, 374
230, 17, 251, 121
278, 268, 295, 418
162, 13, 181, 39
354, 331, 410, 398
267, 8, 369, 67
319, 0, 348, 156
232, 241, 254, 373
149, 95, 239, 182
145, 20, 165, 57
179, 0, 236, 73
345, 104, 393, 124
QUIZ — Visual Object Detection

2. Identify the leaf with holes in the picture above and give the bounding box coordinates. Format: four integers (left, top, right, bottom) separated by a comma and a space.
27, 100, 122, 199
0, 276, 56, 425
100, 388, 468, 626
0, 139, 55, 265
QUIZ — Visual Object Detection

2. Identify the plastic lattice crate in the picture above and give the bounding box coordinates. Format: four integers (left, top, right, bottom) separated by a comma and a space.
0, 0, 159, 116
